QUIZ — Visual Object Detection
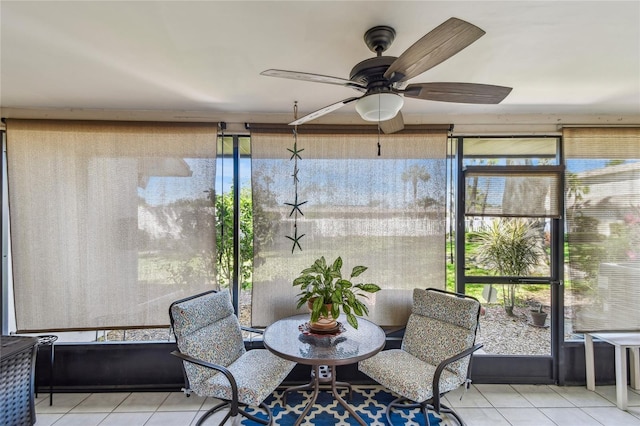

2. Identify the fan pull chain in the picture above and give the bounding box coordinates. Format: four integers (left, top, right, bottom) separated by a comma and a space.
377, 122, 381, 156
377, 94, 382, 156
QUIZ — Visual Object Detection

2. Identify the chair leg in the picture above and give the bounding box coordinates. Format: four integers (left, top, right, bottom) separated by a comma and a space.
238, 402, 272, 425
194, 400, 273, 425
385, 396, 466, 426
386, 396, 421, 425
438, 402, 466, 426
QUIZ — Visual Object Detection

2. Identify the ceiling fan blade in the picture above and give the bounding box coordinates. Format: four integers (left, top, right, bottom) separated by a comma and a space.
384, 18, 485, 83
379, 111, 405, 134
404, 82, 512, 104
289, 97, 360, 126
261, 69, 365, 90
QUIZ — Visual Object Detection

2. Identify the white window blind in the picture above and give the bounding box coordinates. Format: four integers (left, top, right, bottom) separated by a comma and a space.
464, 167, 562, 218
564, 127, 640, 332
250, 126, 448, 327
6, 119, 218, 332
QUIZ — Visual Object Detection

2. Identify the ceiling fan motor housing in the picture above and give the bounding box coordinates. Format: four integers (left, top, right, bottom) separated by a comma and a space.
350, 25, 400, 92
349, 56, 397, 91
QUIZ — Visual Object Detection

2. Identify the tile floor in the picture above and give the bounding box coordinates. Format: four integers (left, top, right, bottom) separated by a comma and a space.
33, 383, 640, 426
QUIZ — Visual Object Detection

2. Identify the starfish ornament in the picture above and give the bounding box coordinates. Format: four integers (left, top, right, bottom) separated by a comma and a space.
284, 194, 308, 217
287, 142, 304, 160
286, 228, 305, 253
292, 165, 300, 184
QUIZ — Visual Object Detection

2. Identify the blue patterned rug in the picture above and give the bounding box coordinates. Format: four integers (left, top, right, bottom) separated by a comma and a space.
241, 385, 443, 425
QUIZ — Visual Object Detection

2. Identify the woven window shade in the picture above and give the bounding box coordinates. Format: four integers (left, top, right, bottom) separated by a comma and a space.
6, 119, 218, 332
564, 127, 640, 158
564, 127, 640, 332
464, 167, 562, 218
250, 126, 448, 327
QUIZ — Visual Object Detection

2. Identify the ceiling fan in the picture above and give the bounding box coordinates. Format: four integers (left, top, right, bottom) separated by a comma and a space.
261, 18, 512, 133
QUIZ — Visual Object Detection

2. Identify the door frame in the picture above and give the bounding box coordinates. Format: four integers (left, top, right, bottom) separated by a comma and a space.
454, 136, 565, 383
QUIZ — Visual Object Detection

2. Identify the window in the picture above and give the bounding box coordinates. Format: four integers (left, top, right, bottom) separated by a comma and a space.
5, 120, 217, 340
564, 127, 640, 335
215, 135, 253, 327
250, 126, 449, 327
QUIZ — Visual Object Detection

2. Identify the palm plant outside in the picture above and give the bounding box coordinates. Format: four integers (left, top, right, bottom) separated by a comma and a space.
475, 218, 544, 315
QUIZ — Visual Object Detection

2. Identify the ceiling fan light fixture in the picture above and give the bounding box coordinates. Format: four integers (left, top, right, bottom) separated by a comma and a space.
355, 93, 404, 122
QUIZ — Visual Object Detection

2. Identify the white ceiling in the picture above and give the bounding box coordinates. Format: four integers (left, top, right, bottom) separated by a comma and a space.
1, 1, 639, 131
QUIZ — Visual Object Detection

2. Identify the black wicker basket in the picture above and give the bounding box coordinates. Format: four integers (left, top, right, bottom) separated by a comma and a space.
1, 336, 38, 426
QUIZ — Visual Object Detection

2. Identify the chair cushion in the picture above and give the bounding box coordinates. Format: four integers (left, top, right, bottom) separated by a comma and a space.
412, 288, 479, 330
402, 288, 479, 380
171, 291, 246, 388
402, 314, 475, 380
359, 349, 463, 403
193, 349, 296, 406
171, 291, 236, 338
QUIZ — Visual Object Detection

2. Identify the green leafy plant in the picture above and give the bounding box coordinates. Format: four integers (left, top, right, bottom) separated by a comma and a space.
215, 187, 255, 290
475, 218, 544, 315
293, 256, 381, 329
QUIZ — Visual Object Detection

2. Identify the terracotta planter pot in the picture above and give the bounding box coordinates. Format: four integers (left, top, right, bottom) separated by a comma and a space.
307, 299, 337, 331
531, 311, 548, 327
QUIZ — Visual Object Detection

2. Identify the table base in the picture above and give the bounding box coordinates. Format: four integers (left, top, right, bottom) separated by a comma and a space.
286, 364, 366, 426
283, 365, 352, 405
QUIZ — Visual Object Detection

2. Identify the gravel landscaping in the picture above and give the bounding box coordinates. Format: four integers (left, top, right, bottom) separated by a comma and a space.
477, 304, 550, 355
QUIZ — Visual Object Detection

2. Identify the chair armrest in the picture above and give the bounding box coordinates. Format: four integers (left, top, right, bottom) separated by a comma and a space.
170, 350, 239, 397
432, 343, 484, 409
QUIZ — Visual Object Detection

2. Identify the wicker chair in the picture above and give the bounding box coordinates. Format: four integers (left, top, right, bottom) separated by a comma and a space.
358, 287, 482, 426
169, 290, 296, 425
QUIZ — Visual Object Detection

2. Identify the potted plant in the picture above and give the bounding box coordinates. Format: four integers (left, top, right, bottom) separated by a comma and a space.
293, 256, 381, 329
530, 303, 548, 327
475, 219, 544, 316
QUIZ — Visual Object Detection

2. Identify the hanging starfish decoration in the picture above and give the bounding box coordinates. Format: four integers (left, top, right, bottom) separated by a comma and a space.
284, 194, 307, 217
287, 141, 304, 160
292, 164, 300, 184
285, 226, 305, 253
285, 101, 306, 253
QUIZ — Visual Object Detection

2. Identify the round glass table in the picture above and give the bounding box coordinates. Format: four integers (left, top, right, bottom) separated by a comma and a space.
263, 314, 385, 426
